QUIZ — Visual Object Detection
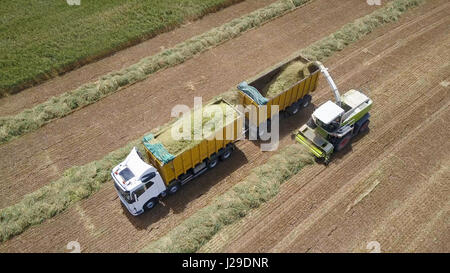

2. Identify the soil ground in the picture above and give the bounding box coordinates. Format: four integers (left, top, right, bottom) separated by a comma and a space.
0, 0, 448, 252
0, 0, 377, 208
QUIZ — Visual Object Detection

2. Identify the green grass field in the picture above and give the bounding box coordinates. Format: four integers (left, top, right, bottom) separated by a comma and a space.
0, 0, 239, 95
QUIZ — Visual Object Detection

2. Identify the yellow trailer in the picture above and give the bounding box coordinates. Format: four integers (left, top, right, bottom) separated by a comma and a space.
237, 56, 320, 131
143, 98, 244, 190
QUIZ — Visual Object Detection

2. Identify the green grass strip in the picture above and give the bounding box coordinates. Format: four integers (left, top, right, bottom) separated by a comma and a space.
0, 0, 424, 243
141, 144, 314, 253
0, 0, 243, 95
0, 0, 311, 145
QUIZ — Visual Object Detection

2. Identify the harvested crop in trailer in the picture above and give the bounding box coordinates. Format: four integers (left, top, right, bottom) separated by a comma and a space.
263, 61, 312, 98
154, 102, 237, 155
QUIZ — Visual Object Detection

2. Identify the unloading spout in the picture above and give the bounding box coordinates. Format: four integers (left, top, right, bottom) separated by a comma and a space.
314, 61, 341, 107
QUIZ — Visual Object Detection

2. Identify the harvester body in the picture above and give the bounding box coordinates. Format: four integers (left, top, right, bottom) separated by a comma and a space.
296, 89, 372, 163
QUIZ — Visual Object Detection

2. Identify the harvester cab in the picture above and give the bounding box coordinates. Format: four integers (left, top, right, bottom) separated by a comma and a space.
295, 62, 372, 164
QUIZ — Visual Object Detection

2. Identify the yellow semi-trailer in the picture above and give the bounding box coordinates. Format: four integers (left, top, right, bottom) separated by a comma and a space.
111, 98, 244, 215
237, 55, 320, 137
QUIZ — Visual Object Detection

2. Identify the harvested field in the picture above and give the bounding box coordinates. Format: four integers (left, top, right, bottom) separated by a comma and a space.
0, 0, 448, 253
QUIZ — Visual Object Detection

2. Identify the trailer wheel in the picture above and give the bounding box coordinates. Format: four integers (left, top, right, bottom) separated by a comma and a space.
207, 157, 219, 169
334, 134, 352, 152
220, 147, 232, 161
168, 183, 180, 195
144, 198, 158, 210
286, 102, 300, 116
301, 95, 312, 108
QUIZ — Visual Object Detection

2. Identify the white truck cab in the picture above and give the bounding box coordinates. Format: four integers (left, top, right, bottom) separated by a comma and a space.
111, 147, 166, 215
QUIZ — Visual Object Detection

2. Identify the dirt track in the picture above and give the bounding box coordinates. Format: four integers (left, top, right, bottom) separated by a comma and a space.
0, 0, 448, 253
0, 0, 377, 209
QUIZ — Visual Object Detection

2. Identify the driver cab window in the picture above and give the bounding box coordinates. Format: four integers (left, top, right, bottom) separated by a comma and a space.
141, 172, 156, 183
144, 181, 154, 190
133, 186, 145, 199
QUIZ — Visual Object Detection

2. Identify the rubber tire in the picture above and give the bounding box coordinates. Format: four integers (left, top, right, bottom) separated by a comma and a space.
334, 134, 352, 152
168, 183, 180, 195
358, 120, 370, 135
207, 157, 219, 169
301, 95, 312, 108
286, 103, 300, 116
144, 198, 158, 210
220, 148, 232, 161
159, 191, 167, 198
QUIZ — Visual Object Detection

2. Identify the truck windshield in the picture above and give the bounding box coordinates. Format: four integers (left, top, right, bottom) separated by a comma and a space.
119, 168, 134, 181
114, 183, 134, 204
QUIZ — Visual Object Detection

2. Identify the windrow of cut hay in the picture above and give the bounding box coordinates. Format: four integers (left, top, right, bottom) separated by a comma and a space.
0, 0, 312, 145
0, 0, 424, 243
141, 144, 314, 253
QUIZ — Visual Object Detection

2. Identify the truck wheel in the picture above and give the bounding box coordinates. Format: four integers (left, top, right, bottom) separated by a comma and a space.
334, 134, 352, 152
168, 183, 180, 195
207, 157, 219, 169
358, 120, 370, 134
144, 198, 158, 210
220, 148, 232, 161
301, 95, 312, 108
159, 191, 167, 198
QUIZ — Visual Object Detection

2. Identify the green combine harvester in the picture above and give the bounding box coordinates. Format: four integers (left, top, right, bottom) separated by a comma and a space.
296, 62, 373, 164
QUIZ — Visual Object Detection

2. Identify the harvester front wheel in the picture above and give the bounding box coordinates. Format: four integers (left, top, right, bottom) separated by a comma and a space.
358, 120, 370, 134
334, 134, 352, 152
